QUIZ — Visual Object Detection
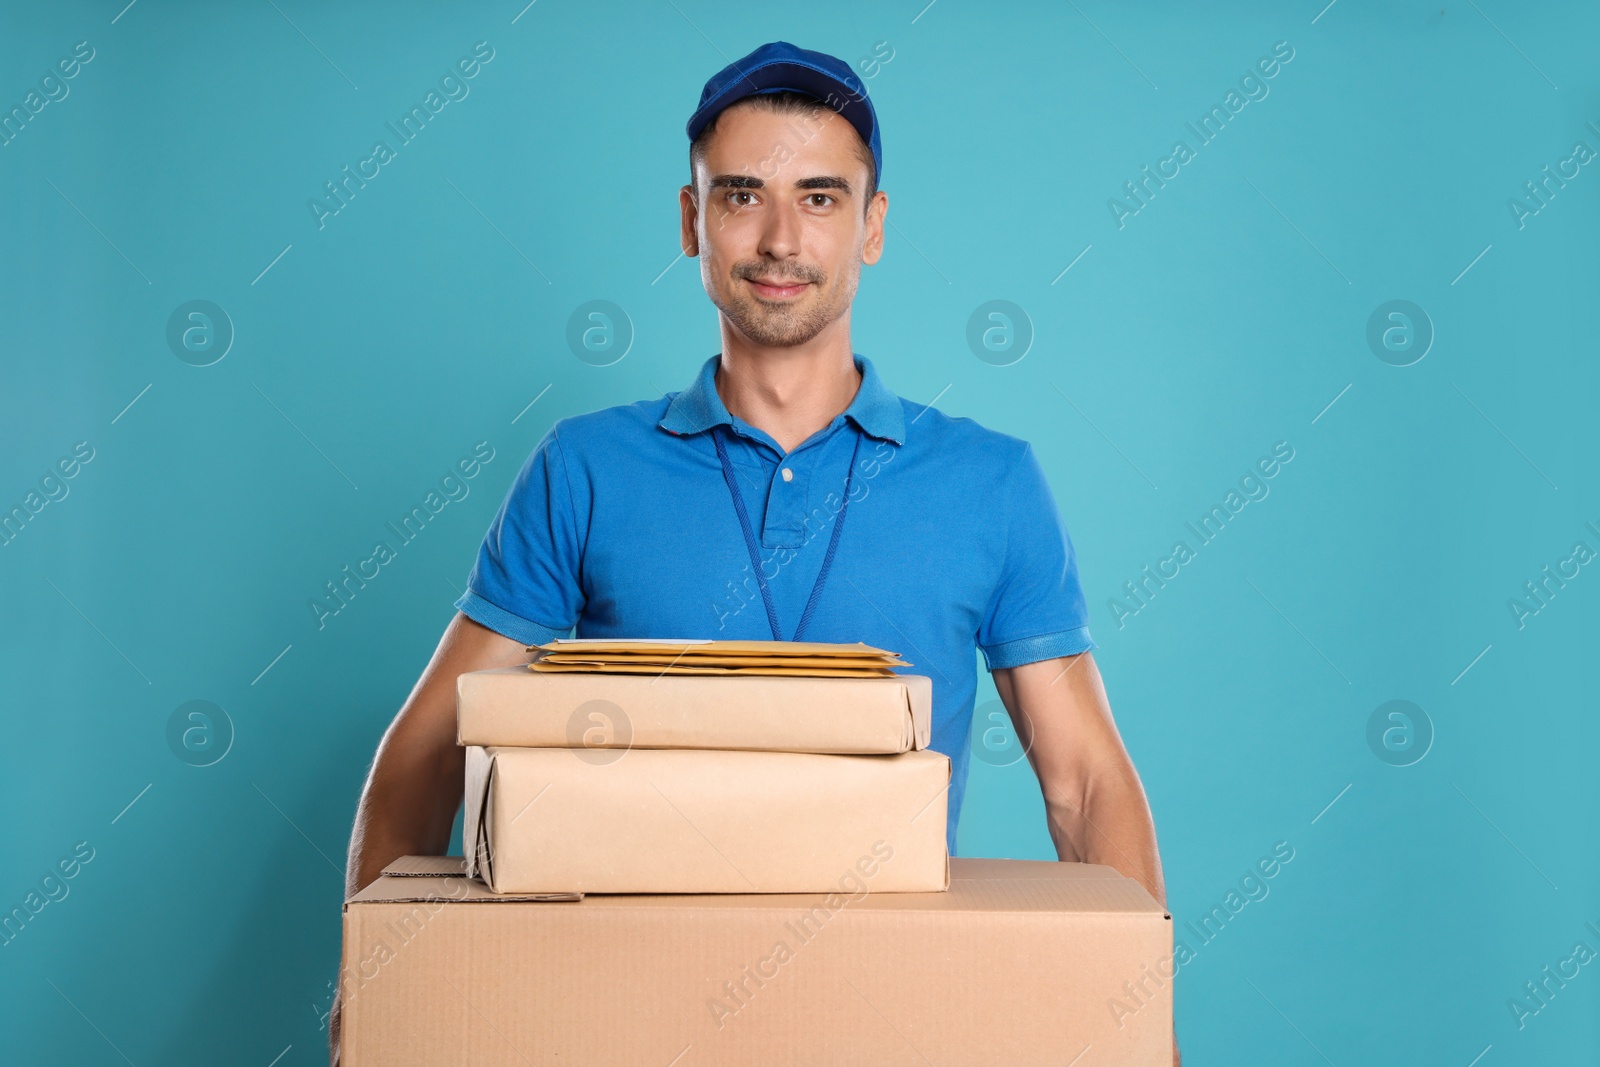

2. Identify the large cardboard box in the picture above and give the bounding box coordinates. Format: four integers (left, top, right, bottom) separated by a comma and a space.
458, 667, 933, 753
339, 856, 1174, 1065
464, 745, 951, 893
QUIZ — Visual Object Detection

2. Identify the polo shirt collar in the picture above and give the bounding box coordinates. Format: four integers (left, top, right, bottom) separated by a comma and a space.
659, 353, 905, 445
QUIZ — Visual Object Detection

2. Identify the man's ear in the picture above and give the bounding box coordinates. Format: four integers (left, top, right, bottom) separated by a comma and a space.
679, 185, 700, 257
861, 189, 888, 266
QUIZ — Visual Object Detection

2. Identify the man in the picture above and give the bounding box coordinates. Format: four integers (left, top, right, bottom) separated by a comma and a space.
334, 40, 1178, 1064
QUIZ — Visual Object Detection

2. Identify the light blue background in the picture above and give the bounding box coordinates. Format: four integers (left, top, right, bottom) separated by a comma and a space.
2, 1, 1596, 1064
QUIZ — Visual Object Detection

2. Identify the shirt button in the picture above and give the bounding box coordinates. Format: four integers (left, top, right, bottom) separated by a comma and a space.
781, 468, 793, 482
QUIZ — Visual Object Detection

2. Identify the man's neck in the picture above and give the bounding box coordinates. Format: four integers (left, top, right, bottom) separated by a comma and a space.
714, 346, 862, 456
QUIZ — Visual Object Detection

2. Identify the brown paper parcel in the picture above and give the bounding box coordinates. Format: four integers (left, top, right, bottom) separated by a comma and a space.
457, 667, 932, 753
338, 856, 1174, 1066
464, 745, 951, 894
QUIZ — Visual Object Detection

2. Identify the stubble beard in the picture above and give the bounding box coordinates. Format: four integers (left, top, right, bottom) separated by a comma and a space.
711, 260, 860, 348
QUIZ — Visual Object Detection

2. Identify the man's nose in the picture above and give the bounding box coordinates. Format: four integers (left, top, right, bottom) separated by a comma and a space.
757, 197, 803, 261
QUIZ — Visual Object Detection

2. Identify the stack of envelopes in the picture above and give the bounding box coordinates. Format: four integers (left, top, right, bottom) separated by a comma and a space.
458, 638, 951, 895
527, 637, 905, 677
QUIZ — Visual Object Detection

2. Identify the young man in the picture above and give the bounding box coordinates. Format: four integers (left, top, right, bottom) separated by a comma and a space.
334, 41, 1178, 1064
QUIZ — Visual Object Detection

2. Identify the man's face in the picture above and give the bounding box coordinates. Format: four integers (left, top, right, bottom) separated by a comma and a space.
680, 102, 887, 349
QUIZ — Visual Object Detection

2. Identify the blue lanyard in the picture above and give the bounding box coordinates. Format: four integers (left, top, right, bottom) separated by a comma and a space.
712, 423, 862, 643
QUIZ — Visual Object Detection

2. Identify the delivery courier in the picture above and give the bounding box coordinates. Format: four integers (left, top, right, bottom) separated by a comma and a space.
333, 39, 1177, 1065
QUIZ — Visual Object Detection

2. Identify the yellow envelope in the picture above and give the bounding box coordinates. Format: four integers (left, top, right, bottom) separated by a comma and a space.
537, 653, 909, 669
526, 661, 900, 678
532, 638, 902, 659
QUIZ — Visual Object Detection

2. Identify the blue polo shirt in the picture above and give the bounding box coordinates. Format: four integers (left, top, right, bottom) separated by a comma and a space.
455, 353, 1095, 856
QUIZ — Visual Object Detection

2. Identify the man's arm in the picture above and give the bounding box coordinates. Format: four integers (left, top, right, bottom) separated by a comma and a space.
991, 650, 1178, 1065
330, 611, 532, 1063
344, 611, 533, 895
990, 650, 1165, 903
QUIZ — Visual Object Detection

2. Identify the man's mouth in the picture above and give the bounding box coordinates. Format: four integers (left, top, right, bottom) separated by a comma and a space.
746, 277, 810, 300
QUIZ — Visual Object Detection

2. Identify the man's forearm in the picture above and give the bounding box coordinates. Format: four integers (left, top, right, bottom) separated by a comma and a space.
1043, 761, 1166, 909
344, 738, 463, 898
341, 613, 532, 899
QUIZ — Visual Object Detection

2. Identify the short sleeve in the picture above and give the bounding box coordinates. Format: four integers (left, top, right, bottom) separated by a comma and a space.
454, 424, 584, 644
976, 441, 1096, 670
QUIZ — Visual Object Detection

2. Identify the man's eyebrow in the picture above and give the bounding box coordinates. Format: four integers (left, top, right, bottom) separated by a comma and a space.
708, 174, 854, 196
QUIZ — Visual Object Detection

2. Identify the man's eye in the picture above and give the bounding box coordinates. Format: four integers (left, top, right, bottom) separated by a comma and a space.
808, 194, 834, 207
726, 191, 755, 206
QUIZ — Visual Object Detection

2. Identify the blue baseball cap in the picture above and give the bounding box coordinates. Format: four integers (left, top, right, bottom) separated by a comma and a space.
686, 41, 882, 183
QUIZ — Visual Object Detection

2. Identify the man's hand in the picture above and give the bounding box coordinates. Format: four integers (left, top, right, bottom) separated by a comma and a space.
990, 651, 1178, 1065
329, 612, 533, 1065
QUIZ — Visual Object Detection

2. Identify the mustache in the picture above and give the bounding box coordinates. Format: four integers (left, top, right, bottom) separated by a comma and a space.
736, 264, 822, 285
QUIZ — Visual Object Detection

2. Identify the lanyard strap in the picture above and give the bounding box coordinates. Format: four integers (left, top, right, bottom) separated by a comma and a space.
712, 423, 862, 643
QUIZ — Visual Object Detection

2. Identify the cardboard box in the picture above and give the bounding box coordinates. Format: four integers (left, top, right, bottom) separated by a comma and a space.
339, 856, 1174, 1065
464, 745, 951, 894
457, 667, 933, 753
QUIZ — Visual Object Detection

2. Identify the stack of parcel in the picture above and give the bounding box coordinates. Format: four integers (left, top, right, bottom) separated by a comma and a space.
460, 638, 948, 893
337, 638, 1174, 1065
